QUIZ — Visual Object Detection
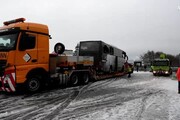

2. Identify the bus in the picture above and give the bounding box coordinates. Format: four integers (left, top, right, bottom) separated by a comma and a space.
78, 41, 128, 73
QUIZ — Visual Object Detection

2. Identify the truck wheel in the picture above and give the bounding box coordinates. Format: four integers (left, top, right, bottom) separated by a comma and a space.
26, 76, 41, 93
54, 43, 65, 54
70, 74, 79, 86
82, 73, 89, 85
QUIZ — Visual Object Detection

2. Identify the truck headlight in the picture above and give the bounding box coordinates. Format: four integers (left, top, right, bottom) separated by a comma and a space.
153, 71, 156, 73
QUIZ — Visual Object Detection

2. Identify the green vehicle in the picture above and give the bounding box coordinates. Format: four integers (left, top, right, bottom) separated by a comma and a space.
151, 58, 172, 76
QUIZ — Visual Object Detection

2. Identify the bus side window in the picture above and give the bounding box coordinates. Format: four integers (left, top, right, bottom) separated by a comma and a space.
110, 47, 114, 55
19, 33, 36, 51
122, 51, 126, 59
103, 45, 109, 54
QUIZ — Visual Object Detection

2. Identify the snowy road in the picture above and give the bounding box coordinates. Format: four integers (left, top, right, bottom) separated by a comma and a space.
0, 72, 180, 120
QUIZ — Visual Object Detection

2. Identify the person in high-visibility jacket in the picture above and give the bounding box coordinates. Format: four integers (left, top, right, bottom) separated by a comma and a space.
176, 67, 180, 94
124, 61, 132, 78
127, 65, 132, 78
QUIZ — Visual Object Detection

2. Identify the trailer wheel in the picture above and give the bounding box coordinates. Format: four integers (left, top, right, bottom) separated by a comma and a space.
70, 74, 79, 86
26, 76, 41, 93
82, 73, 89, 85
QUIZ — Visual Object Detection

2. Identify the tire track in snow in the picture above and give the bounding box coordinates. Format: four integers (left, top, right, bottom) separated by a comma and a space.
135, 90, 163, 120
0, 82, 92, 120
0, 77, 121, 120
40, 83, 93, 120
1, 93, 68, 120
15, 94, 69, 120
86, 77, 118, 91
0, 88, 73, 120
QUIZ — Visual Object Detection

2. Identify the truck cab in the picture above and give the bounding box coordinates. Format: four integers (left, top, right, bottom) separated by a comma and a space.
0, 18, 50, 92
151, 58, 172, 76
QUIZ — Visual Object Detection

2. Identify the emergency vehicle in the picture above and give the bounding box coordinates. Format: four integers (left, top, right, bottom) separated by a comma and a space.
151, 54, 172, 76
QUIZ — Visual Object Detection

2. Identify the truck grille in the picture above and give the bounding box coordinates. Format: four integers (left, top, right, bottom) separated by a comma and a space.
0, 60, 6, 76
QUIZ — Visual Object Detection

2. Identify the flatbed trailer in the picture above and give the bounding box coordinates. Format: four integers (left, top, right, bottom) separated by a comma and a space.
48, 54, 127, 86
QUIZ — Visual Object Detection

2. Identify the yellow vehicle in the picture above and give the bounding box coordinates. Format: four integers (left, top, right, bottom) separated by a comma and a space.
151, 54, 172, 76
0, 18, 128, 93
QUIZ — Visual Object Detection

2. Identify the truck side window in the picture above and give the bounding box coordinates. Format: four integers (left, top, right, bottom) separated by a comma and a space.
19, 33, 36, 50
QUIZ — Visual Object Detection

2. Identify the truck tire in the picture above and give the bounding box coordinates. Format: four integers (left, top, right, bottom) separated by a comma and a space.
54, 43, 65, 54
70, 74, 79, 86
82, 73, 89, 85
26, 75, 41, 93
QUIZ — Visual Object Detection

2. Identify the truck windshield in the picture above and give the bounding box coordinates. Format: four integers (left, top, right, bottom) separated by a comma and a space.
153, 61, 169, 66
0, 33, 18, 51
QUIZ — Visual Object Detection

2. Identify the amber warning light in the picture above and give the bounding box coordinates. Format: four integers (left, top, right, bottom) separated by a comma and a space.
3, 18, 26, 26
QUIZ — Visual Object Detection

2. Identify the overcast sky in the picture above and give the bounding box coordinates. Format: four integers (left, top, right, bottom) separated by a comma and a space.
1, 0, 180, 60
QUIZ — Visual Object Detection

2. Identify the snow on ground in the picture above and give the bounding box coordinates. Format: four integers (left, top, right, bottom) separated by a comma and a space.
1, 71, 180, 120
55, 72, 180, 120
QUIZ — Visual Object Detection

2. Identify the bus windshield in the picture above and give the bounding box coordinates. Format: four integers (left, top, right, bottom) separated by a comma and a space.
80, 42, 99, 52
153, 61, 169, 66
0, 33, 18, 51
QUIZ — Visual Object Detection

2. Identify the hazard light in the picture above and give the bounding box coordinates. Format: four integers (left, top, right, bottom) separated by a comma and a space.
3, 18, 26, 26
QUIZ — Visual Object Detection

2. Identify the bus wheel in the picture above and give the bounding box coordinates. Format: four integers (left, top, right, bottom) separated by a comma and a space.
70, 74, 79, 86
82, 73, 89, 85
26, 76, 41, 93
